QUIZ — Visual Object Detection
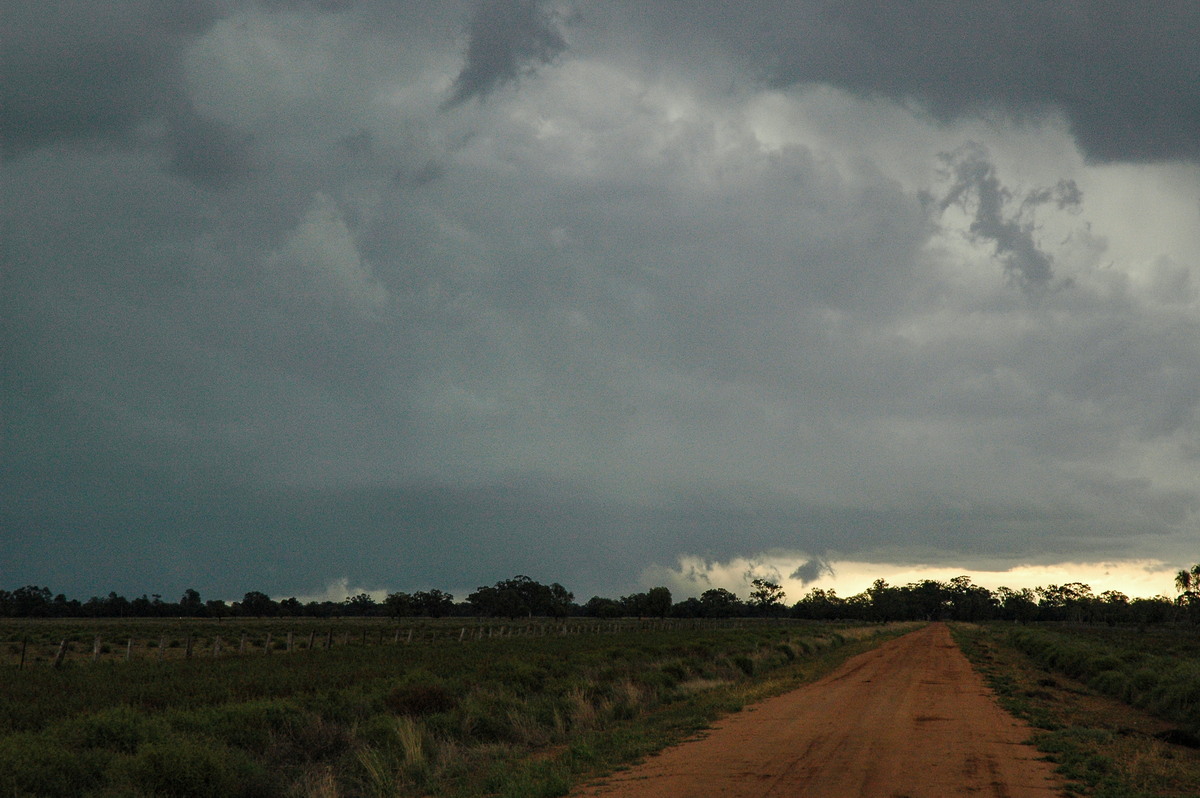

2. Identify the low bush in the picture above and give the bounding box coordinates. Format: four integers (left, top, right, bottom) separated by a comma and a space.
113, 736, 273, 798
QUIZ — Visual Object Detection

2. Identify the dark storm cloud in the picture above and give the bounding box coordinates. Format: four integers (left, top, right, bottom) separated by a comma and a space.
444, 0, 566, 107
166, 110, 255, 188
3, 0, 1198, 603
0, 2, 222, 154
637, 1, 1200, 163
929, 143, 1081, 289
790, 557, 834, 585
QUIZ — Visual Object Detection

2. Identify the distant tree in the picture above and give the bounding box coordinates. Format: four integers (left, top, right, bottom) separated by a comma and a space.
699, 587, 742, 618
131, 594, 154, 616
583, 596, 622, 618
278, 597, 302, 616
385, 591, 415, 618
239, 590, 276, 617
413, 589, 454, 618
205, 599, 230, 618
104, 592, 131, 618
645, 586, 672, 618
1175, 564, 1200, 597
749, 579, 786, 615
10, 585, 53, 617
179, 588, 204, 616
1175, 564, 1200, 623
792, 587, 844, 620
621, 592, 651, 617
546, 582, 575, 618
344, 593, 378, 616
468, 576, 565, 618
671, 596, 704, 618
946, 575, 996, 622
906, 580, 949, 620
995, 586, 1038, 623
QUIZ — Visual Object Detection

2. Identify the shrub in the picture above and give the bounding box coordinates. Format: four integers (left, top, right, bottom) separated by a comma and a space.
0, 733, 106, 796
385, 682, 457, 716
116, 736, 272, 798
61, 705, 169, 755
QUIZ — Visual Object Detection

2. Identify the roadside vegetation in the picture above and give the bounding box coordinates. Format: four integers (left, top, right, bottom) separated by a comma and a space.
955, 624, 1200, 797
0, 618, 910, 797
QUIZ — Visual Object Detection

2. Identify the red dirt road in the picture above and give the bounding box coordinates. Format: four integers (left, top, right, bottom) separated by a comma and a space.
572, 623, 1064, 798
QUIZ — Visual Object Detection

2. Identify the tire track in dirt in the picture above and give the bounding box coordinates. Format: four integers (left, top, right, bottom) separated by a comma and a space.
572, 623, 1064, 798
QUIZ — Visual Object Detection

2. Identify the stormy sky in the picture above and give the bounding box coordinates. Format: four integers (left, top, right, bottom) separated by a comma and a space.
3, 1, 1198, 603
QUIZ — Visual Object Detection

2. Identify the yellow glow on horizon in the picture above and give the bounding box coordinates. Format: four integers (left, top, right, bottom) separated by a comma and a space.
646, 554, 1183, 603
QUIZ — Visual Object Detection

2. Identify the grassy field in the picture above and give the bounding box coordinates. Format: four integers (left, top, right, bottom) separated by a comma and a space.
0, 618, 909, 797
0, 617, 765, 667
954, 623, 1200, 797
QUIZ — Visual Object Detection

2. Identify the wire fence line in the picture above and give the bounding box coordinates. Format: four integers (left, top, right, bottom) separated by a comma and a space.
5, 616, 813, 669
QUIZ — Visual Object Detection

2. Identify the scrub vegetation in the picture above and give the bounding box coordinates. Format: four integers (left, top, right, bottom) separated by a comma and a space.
0, 618, 904, 797
955, 624, 1200, 797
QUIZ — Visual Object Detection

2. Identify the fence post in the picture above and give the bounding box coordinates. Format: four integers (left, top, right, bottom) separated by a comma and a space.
185, 634, 194, 659
213, 637, 222, 657
18, 638, 27, 670
159, 635, 166, 660
309, 630, 316, 650
265, 632, 272, 653
52, 639, 68, 668
239, 634, 246, 654
287, 631, 294, 652
326, 629, 333, 649
93, 635, 102, 662
459, 627, 466, 642
126, 638, 133, 662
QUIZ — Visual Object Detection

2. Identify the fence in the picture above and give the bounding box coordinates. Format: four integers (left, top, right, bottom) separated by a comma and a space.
5, 617, 808, 669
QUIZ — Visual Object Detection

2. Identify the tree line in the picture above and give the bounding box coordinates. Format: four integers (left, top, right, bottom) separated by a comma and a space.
2, 568, 1197, 625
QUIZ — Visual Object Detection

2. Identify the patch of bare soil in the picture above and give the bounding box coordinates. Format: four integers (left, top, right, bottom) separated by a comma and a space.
572, 623, 1064, 798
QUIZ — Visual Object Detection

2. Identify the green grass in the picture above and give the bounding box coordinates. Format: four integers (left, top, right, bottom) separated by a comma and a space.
953, 623, 1200, 798
0, 619, 908, 797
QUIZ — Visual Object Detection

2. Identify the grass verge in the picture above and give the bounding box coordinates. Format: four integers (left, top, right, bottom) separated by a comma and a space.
952, 624, 1200, 798
0, 621, 916, 797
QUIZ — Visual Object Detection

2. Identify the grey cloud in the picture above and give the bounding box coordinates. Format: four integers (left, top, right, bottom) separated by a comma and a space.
930, 143, 1081, 289
4, 1, 1198, 603
0, 2, 222, 154
790, 557, 834, 585
166, 110, 254, 188
628, 1, 1200, 164
444, 0, 566, 107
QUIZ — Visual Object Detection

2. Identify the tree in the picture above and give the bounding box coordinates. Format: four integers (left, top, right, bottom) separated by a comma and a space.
1175, 564, 1200, 623
467, 576, 563, 618
749, 579, 786, 615
996, 586, 1038, 623
239, 590, 275, 617
179, 588, 204, 616
385, 591, 415, 618
344, 593, 377, 616
583, 596, 622, 618
645, 586, 672, 618
671, 596, 704, 618
699, 587, 742, 618
413, 589, 454, 617
546, 582, 575, 618
792, 587, 844, 620
10, 585, 52, 617
946, 575, 996, 622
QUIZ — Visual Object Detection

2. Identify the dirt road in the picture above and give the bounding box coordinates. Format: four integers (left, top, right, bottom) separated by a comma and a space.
572, 623, 1063, 798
